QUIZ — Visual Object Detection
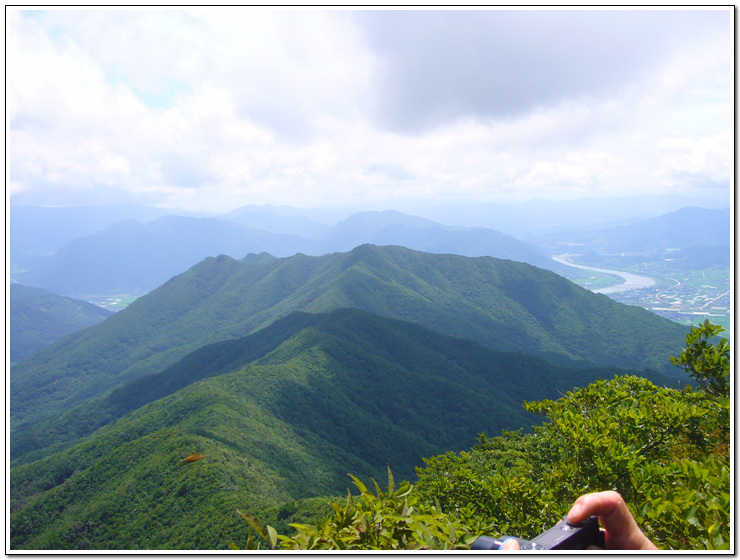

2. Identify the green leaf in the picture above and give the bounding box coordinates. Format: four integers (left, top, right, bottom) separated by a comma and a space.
267, 525, 278, 548
349, 474, 369, 495
236, 509, 271, 546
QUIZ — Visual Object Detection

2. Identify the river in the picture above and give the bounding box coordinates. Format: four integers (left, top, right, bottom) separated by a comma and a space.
551, 255, 656, 294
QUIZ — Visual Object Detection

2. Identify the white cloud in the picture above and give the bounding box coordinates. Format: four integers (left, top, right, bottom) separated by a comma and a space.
7, 8, 732, 211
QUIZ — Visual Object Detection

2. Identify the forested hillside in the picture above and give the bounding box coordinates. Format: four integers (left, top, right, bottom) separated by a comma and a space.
9, 309, 662, 549
256, 375, 728, 551
247, 322, 729, 551
14, 308, 670, 466
9, 284, 113, 363
10, 245, 688, 431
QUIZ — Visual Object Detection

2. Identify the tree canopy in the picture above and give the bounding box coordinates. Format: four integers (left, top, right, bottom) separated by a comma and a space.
670, 319, 730, 398
242, 322, 730, 550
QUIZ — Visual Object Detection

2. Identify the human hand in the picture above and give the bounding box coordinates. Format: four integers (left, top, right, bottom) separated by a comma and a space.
499, 491, 657, 551
566, 491, 657, 550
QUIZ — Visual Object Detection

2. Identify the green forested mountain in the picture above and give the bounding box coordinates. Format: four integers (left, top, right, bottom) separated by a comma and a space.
9, 284, 113, 363
10, 245, 688, 430
10, 308, 666, 550
14, 308, 669, 465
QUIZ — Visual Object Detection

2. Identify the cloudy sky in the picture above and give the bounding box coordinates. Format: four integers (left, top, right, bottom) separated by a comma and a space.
7, 7, 733, 213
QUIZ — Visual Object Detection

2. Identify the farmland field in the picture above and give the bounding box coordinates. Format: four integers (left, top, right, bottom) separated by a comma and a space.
561, 254, 731, 334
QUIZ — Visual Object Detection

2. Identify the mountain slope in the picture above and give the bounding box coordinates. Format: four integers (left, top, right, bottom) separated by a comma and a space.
10, 245, 688, 430
9, 284, 114, 363
10, 309, 658, 549
14, 308, 668, 465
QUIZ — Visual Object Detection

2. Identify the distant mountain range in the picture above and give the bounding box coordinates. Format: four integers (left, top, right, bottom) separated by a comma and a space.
531, 207, 731, 258
10, 308, 673, 549
10, 201, 730, 302
9, 284, 113, 363
411, 195, 730, 237
226, 206, 330, 238
12, 211, 566, 299
313, 211, 555, 268
9, 204, 184, 269
12, 216, 311, 297
10, 245, 688, 436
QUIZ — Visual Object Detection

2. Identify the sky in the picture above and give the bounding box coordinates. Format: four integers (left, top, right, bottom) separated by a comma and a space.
6, 7, 733, 213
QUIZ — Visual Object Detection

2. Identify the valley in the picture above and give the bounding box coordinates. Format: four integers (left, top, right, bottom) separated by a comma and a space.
556, 253, 732, 333
613, 270, 730, 332
551, 255, 656, 293
87, 293, 142, 312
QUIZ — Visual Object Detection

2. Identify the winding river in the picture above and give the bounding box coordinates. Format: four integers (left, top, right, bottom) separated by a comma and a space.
551, 255, 656, 294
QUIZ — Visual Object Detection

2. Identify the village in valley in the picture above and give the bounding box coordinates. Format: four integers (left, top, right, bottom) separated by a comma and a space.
573, 257, 731, 334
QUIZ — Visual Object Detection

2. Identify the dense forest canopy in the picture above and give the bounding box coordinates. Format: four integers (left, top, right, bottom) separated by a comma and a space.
10, 320, 729, 550
238, 321, 731, 551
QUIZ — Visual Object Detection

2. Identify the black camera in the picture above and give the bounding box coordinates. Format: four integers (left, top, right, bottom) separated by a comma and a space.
471, 516, 605, 550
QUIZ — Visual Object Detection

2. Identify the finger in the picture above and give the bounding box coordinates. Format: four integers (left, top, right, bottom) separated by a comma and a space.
567, 490, 635, 533
500, 538, 521, 550
567, 491, 657, 550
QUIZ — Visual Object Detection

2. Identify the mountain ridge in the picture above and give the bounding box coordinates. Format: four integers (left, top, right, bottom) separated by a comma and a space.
10, 245, 688, 432
12, 209, 569, 299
